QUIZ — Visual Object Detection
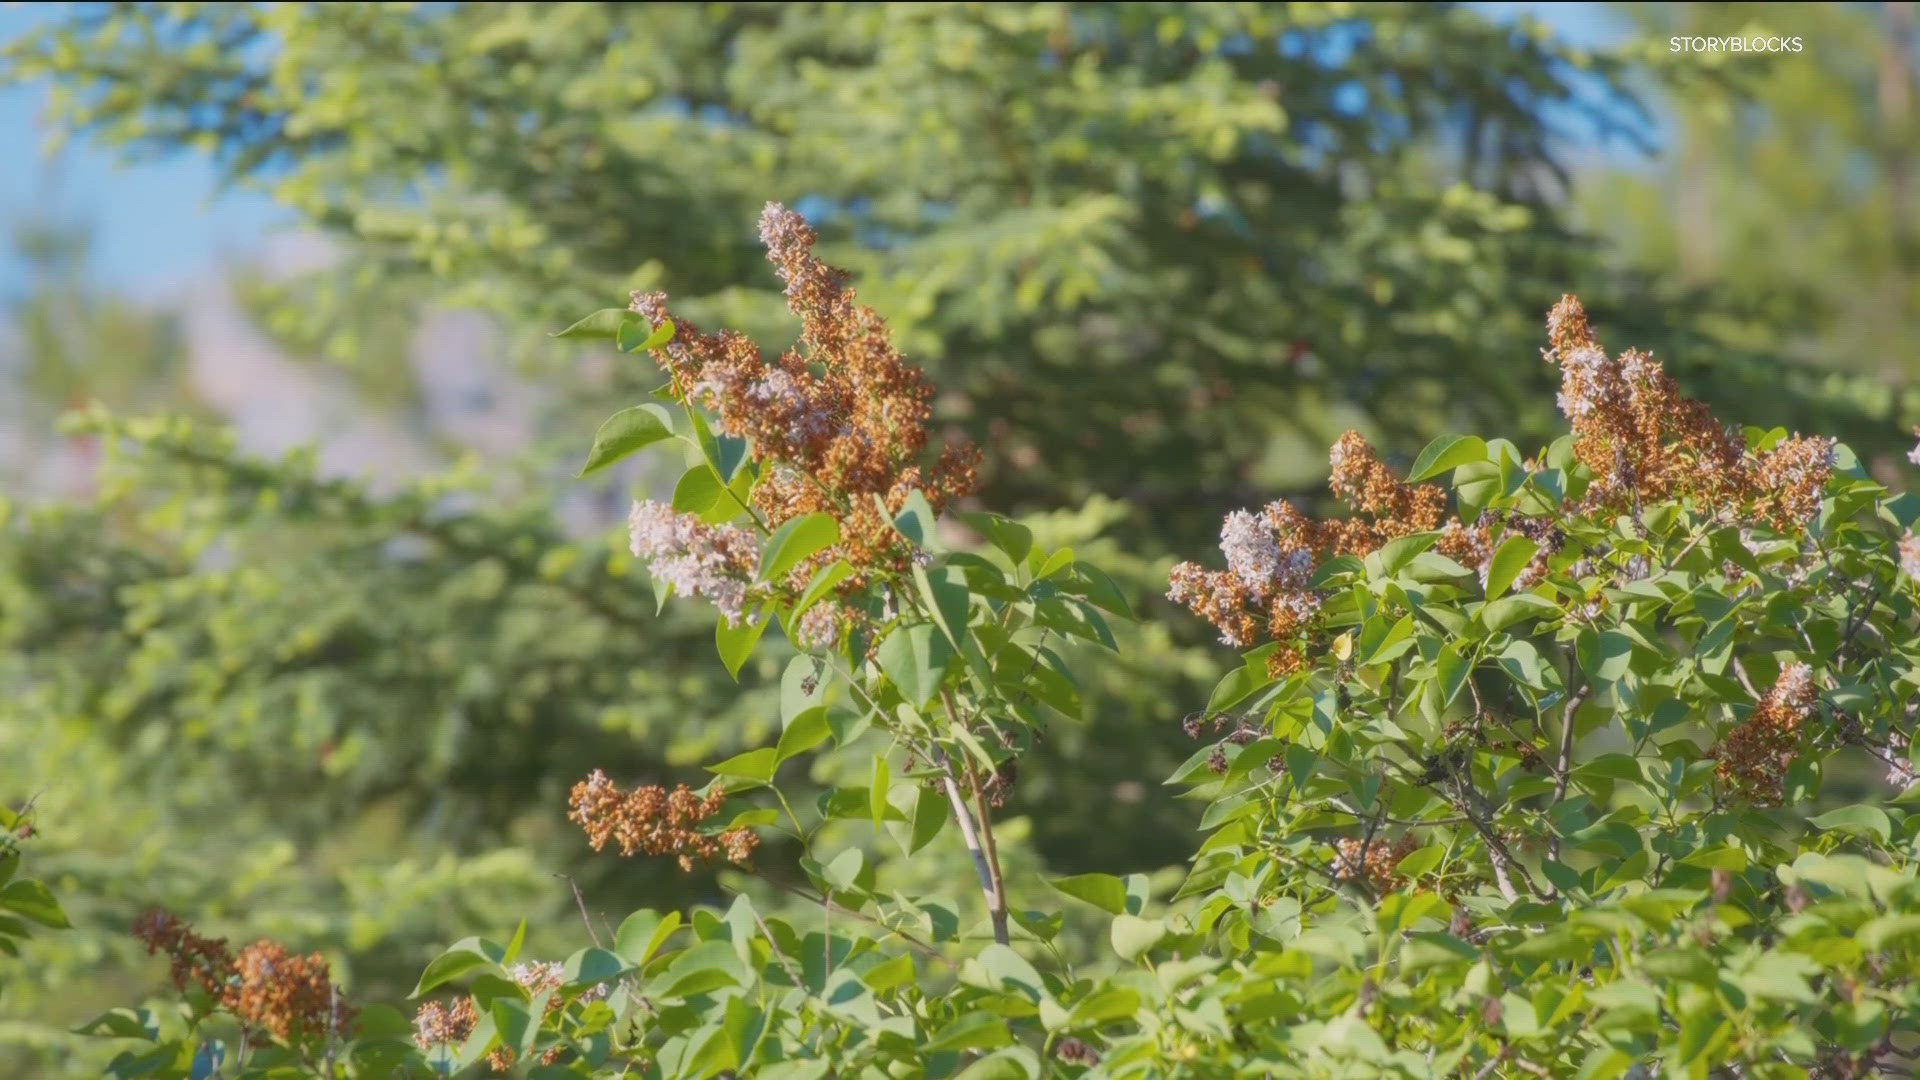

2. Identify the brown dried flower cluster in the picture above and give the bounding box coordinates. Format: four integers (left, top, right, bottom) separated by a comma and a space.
1545, 295, 1833, 530
1713, 662, 1816, 806
413, 961, 603, 1070
227, 942, 348, 1044
411, 996, 476, 1053
567, 769, 758, 871
132, 910, 351, 1045
1433, 510, 1564, 596
629, 204, 977, 603
1168, 431, 1443, 672
1333, 835, 1419, 894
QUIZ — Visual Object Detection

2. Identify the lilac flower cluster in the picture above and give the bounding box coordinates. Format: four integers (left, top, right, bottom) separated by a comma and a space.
627, 499, 760, 626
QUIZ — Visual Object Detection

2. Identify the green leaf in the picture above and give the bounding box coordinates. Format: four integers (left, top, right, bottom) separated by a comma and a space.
1062, 562, 1134, 618
876, 623, 953, 707
613, 910, 681, 967
73, 1008, 159, 1040
1396, 843, 1445, 880
925, 1012, 1015, 1054
869, 754, 891, 830
578, 404, 676, 476
953, 1050, 1040, 1080
781, 655, 828, 724
1068, 987, 1141, 1028
1857, 913, 1920, 952
0, 879, 66, 929
1483, 534, 1537, 600
954, 510, 1033, 564
1808, 805, 1891, 843
501, 918, 527, 966
915, 565, 974, 649
1035, 547, 1074, 580
1454, 460, 1503, 517
1110, 915, 1165, 961
412, 937, 506, 997
687, 405, 749, 482
671, 464, 726, 516
1572, 754, 1643, 786
455, 1006, 503, 1068
890, 489, 939, 551
791, 560, 853, 623
561, 946, 634, 990
1408, 434, 1489, 481
1478, 592, 1559, 634
1576, 629, 1635, 684
1680, 845, 1748, 872
716, 611, 770, 680
862, 953, 916, 993
553, 308, 636, 340
1369, 533, 1439, 578
1357, 614, 1415, 666
775, 706, 832, 763
909, 785, 947, 854
1494, 638, 1549, 690
1048, 873, 1129, 915
970, 943, 1045, 1001
616, 315, 675, 354
1206, 663, 1270, 716
1436, 642, 1470, 710
758, 512, 840, 584
707, 747, 779, 788
720, 995, 768, 1070
489, 996, 539, 1066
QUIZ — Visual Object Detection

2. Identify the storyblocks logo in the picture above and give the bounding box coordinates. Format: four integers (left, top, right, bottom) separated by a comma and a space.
1671, 34, 1804, 53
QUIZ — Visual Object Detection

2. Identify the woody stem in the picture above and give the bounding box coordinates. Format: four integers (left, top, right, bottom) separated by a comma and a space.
928, 737, 1009, 946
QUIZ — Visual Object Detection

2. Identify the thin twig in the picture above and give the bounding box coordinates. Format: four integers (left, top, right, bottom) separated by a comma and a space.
1448, 773, 1532, 903
556, 874, 605, 948
1547, 682, 1590, 864
746, 905, 805, 989
758, 877, 945, 959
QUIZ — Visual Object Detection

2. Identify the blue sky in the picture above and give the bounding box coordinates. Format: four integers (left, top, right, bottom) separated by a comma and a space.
0, 2, 1631, 301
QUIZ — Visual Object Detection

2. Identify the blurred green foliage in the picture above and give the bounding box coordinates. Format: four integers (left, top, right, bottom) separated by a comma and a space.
2, 2, 1919, 1074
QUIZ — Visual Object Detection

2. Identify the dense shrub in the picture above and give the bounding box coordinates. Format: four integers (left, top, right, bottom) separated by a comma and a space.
45, 209, 1920, 1078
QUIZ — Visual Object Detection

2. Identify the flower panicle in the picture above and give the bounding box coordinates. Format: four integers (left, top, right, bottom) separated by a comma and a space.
132, 910, 351, 1045
567, 769, 758, 871
1713, 661, 1817, 806
1167, 430, 1442, 665
626, 202, 977, 590
1545, 295, 1833, 530
414, 960, 606, 1071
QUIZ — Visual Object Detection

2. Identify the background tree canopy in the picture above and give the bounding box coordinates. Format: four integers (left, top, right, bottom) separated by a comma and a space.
2, 2, 1917, 1074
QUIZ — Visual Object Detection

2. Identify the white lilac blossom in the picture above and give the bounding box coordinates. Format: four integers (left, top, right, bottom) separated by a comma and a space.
509, 961, 563, 988
1220, 510, 1280, 597
1278, 547, 1314, 585
1902, 534, 1920, 581
1889, 748, 1918, 791
1621, 555, 1650, 582
1772, 661, 1814, 710
509, 960, 610, 1003
1328, 437, 1357, 474
1272, 591, 1321, 625
795, 603, 843, 650
1554, 345, 1610, 420
627, 500, 758, 626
